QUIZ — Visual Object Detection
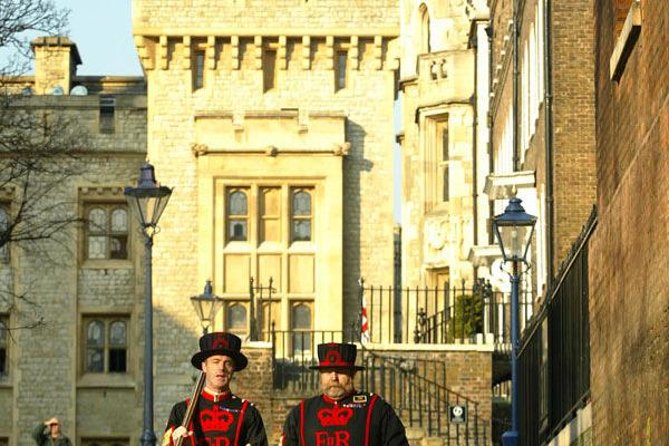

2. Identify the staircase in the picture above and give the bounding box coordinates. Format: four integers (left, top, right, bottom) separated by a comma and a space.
359, 348, 491, 445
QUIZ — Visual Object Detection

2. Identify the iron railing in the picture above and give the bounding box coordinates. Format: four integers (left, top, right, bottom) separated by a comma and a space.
361, 278, 533, 349
270, 327, 491, 444
360, 348, 490, 445
518, 208, 596, 445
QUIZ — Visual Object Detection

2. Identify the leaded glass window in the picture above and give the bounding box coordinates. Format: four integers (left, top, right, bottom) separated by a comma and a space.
291, 303, 312, 354
227, 189, 248, 242
291, 189, 312, 242
86, 204, 129, 260
84, 317, 128, 374
226, 303, 247, 335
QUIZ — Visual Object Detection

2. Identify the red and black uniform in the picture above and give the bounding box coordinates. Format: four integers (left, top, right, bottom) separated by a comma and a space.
281, 392, 409, 446
163, 388, 268, 446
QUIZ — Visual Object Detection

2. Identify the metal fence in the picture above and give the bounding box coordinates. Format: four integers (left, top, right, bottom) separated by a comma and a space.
270, 327, 491, 445
361, 279, 533, 349
518, 209, 595, 445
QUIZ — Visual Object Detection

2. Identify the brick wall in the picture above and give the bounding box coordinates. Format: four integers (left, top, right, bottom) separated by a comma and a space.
242, 344, 493, 444
551, 0, 597, 264
590, 1, 669, 445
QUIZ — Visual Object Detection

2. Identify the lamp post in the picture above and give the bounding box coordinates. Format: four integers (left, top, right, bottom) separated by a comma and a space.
125, 163, 172, 446
190, 280, 223, 335
493, 197, 537, 446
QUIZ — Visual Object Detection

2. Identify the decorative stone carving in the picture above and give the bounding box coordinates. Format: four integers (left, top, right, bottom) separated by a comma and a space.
426, 217, 449, 251
265, 145, 278, 156
333, 142, 351, 156
191, 143, 209, 158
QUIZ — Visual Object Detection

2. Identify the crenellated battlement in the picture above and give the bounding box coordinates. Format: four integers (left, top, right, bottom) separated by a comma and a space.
134, 34, 398, 72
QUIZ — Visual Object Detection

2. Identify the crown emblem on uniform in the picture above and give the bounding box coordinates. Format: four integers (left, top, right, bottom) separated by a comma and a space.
317, 406, 353, 426
200, 407, 235, 432
212, 334, 230, 349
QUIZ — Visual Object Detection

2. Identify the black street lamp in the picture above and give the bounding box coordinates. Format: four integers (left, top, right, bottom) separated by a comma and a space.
125, 163, 172, 446
190, 280, 223, 335
493, 197, 537, 446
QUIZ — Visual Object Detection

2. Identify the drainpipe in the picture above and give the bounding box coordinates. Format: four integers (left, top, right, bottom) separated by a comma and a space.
512, 0, 520, 172
471, 29, 479, 247
485, 24, 494, 245
543, 0, 555, 283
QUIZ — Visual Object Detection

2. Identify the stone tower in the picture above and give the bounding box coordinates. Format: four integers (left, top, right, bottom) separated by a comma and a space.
132, 0, 400, 421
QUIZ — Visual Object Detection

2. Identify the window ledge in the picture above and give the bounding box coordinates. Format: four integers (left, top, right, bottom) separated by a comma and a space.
77, 374, 135, 388
610, 0, 641, 82
81, 259, 133, 270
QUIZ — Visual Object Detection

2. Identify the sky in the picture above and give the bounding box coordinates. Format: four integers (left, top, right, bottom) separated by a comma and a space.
55, 0, 141, 76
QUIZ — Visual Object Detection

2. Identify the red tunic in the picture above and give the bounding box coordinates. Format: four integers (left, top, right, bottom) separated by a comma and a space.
163, 388, 267, 446
281, 392, 409, 446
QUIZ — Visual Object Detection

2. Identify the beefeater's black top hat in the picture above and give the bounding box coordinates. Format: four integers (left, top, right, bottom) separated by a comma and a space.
309, 342, 365, 371
190, 331, 248, 371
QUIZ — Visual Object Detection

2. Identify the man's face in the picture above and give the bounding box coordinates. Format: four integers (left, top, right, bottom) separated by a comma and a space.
202, 354, 235, 392
319, 368, 356, 400
49, 422, 60, 437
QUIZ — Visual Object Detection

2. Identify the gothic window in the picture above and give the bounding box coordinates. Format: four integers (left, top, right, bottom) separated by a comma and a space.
291, 303, 312, 355
226, 302, 248, 336
99, 96, 115, 134
419, 4, 431, 54
84, 317, 128, 373
86, 204, 129, 260
227, 189, 249, 242
291, 188, 313, 242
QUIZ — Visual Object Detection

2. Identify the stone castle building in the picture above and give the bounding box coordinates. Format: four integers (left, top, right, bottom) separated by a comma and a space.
0, 37, 147, 445
11, 0, 660, 444
398, 0, 477, 290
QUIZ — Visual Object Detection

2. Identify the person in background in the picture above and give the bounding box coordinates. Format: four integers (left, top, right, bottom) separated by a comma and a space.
32, 417, 72, 446
281, 342, 409, 446
163, 331, 268, 446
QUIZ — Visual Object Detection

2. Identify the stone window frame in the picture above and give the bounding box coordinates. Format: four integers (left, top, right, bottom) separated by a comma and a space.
610, 0, 641, 82
223, 183, 316, 247
418, 3, 431, 54
81, 314, 130, 375
290, 301, 313, 356
226, 187, 250, 243
83, 203, 130, 261
290, 187, 314, 243
224, 300, 249, 337
79, 187, 133, 268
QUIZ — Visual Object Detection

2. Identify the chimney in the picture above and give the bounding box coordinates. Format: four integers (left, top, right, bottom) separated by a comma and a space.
31, 36, 82, 95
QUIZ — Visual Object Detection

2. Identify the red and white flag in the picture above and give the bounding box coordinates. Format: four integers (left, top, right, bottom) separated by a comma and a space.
361, 296, 370, 345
